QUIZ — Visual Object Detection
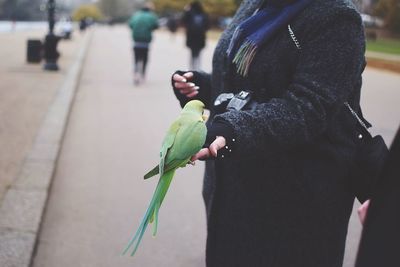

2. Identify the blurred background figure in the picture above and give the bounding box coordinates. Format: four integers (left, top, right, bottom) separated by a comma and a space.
182, 1, 209, 70
60, 17, 73, 40
79, 17, 88, 32
166, 14, 178, 39
11, 19, 16, 32
128, 2, 158, 85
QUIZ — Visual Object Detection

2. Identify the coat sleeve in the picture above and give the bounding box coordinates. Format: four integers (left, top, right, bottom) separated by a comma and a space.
128, 16, 135, 30
214, 12, 366, 157
152, 14, 159, 30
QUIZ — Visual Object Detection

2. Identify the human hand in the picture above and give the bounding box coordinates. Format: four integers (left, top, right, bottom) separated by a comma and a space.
191, 136, 226, 161
358, 199, 370, 225
172, 72, 199, 98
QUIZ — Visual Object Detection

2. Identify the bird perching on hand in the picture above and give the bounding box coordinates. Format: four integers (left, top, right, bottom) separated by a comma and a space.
123, 100, 207, 256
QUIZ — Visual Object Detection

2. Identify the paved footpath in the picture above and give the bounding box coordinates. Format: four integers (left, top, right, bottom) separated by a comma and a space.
0, 29, 85, 203
0, 28, 91, 267
28, 26, 400, 267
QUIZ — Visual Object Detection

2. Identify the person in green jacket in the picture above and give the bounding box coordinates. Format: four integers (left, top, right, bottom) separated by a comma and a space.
128, 2, 159, 85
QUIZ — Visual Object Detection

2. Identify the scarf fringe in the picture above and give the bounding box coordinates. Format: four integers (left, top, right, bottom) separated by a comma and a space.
227, 27, 242, 56
232, 40, 258, 77
227, 0, 313, 77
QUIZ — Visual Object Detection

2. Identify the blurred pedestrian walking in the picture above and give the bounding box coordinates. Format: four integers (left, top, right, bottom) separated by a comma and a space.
11, 19, 16, 32
182, 1, 209, 70
79, 18, 88, 32
60, 17, 73, 40
128, 2, 159, 85
167, 15, 178, 38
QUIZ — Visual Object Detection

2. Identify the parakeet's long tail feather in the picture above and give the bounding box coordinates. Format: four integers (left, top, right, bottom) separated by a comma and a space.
122, 170, 175, 256
151, 171, 174, 236
144, 159, 190, 180
144, 165, 159, 179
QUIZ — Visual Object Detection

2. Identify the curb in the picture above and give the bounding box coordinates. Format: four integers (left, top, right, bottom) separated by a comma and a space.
366, 51, 400, 74
0, 30, 93, 267
366, 57, 400, 74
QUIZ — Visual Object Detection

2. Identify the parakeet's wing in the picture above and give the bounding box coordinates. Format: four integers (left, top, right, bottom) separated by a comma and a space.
159, 120, 180, 177
166, 120, 207, 163
144, 119, 206, 179
143, 160, 180, 179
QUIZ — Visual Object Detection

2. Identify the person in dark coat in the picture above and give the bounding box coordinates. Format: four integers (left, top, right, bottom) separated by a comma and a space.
167, 15, 178, 35
182, 1, 209, 70
355, 127, 400, 267
172, 0, 368, 266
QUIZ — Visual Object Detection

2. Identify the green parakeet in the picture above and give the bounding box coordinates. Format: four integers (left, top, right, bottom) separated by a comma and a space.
123, 100, 207, 256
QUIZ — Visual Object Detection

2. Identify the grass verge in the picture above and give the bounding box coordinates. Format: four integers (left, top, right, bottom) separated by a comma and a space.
366, 38, 400, 55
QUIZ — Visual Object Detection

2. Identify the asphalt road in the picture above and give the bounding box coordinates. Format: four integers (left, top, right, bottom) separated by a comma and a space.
32, 26, 400, 267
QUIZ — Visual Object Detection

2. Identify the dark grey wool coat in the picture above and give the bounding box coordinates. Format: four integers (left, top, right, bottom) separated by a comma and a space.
175, 0, 367, 266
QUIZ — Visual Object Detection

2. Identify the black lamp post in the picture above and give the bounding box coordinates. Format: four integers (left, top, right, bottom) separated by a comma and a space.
43, 0, 60, 71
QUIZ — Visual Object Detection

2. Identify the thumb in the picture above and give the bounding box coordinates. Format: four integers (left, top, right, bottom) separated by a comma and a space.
209, 136, 226, 157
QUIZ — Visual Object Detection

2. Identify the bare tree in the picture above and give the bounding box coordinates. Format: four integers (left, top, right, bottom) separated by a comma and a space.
99, 0, 135, 19
375, 0, 400, 33
0, 0, 45, 20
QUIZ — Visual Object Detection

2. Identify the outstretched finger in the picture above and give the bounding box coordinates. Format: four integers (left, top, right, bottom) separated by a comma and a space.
209, 136, 227, 157
191, 148, 210, 161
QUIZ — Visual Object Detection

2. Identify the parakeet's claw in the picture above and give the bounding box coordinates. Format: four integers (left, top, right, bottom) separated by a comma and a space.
189, 160, 195, 166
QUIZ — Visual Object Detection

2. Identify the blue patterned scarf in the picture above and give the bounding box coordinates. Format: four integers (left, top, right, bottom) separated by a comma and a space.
227, 0, 313, 76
